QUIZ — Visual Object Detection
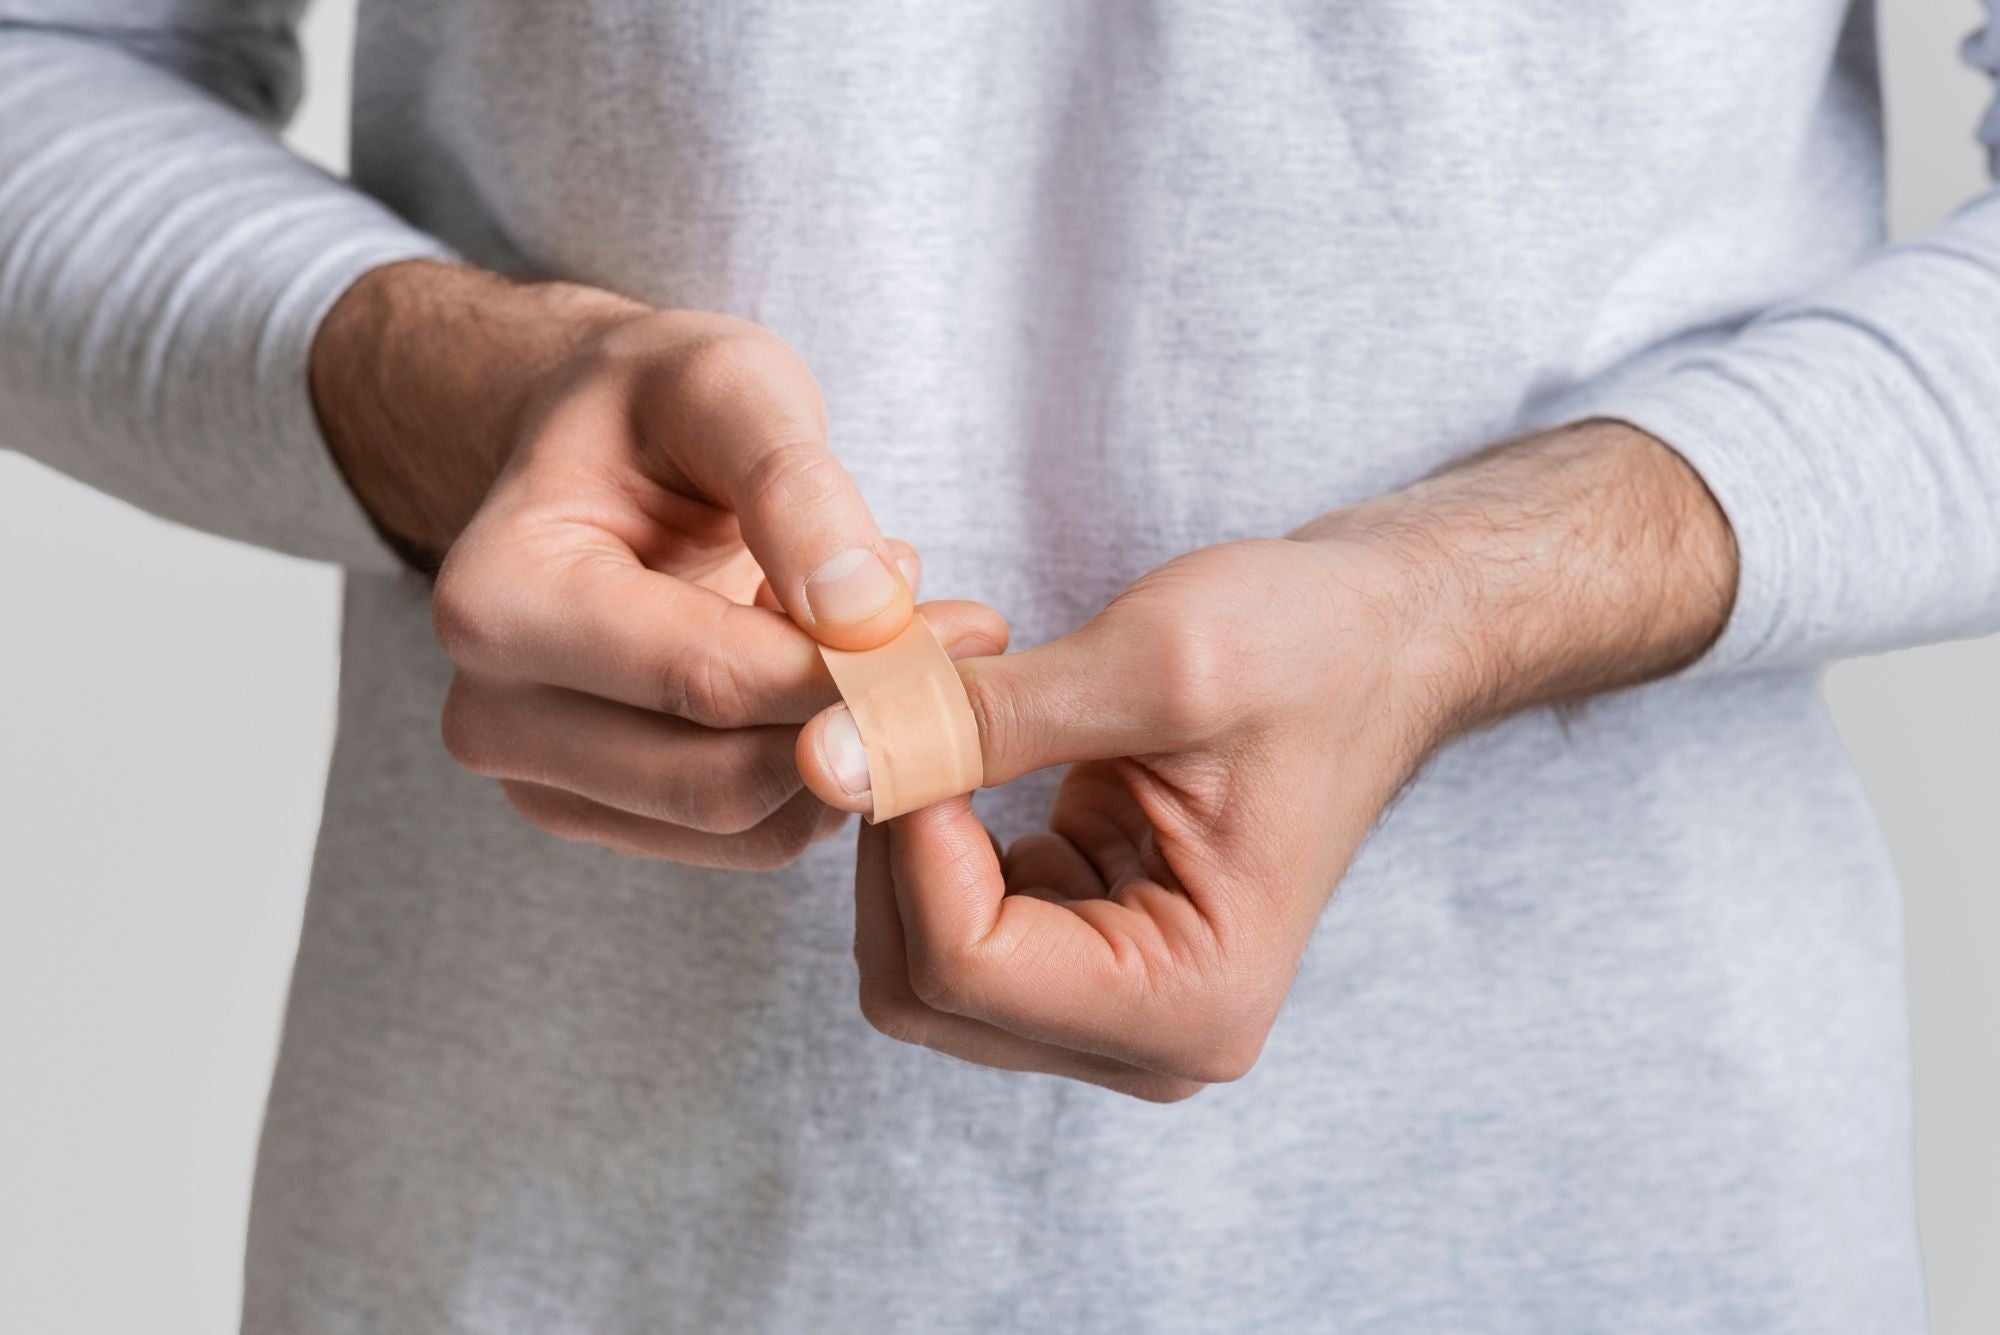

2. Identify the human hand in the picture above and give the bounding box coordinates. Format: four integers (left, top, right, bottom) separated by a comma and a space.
799, 537, 1439, 1099
796, 422, 1737, 1097
314, 261, 1007, 867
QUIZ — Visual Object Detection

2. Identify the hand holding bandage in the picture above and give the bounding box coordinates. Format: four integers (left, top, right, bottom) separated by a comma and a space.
416, 295, 1016, 870
796, 538, 1452, 1100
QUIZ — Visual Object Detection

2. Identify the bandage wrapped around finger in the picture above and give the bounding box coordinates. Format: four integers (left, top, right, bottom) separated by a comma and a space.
817, 618, 983, 822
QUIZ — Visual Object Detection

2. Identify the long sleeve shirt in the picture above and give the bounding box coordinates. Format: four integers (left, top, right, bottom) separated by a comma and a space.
4, 3, 1997, 1331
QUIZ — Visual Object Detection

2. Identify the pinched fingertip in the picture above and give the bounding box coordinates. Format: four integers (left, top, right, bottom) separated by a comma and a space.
797, 704, 875, 815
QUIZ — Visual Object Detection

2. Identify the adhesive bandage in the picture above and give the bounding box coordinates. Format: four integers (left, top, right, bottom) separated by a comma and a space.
817, 618, 983, 822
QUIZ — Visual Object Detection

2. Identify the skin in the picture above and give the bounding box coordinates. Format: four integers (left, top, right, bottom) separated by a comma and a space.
797, 429, 1738, 1100
315, 260, 1006, 870
316, 260, 1738, 1096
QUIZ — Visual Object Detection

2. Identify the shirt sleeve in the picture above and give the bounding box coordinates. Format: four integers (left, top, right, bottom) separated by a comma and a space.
0, 3, 455, 572
1596, 15, 2000, 675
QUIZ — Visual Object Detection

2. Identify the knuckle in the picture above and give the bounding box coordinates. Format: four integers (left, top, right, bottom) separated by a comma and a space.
1145, 618, 1235, 740
498, 780, 579, 841
656, 642, 754, 729
651, 653, 702, 722
905, 944, 976, 1015
665, 330, 808, 415
679, 787, 758, 837
691, 745, 803, 835
666, 332, 760, 406
749, 740, 810, 815
438, 678, 500, 773
1169, 1019, 1269, 1086
674, 785, 754, 837
857, 983, 929, 1046
1126, 1075, 1209, 1105
732, 805, 818, 871
737, 438, 847, 522
429, 560, 501, 668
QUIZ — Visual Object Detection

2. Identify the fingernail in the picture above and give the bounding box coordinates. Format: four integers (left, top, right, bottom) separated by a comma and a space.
805, 547, 901, 626
894, 553, 921, 593
822, 705, 872, 798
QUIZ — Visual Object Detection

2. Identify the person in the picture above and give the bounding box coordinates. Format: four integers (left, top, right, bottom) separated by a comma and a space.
3, 1, 1996, 1330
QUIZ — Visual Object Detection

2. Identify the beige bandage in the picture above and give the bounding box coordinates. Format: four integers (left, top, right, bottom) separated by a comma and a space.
818, 618, 984, 822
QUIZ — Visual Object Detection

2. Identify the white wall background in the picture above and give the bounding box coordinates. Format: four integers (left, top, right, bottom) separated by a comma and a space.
0, 3, 1994, 1331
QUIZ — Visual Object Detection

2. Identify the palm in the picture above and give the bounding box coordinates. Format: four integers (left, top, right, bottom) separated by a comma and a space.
602, 460, 772, 604
1003, 760, 1185, 903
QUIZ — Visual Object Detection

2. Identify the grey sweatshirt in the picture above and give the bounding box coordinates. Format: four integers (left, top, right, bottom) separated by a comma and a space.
4, 2, 1998, 1332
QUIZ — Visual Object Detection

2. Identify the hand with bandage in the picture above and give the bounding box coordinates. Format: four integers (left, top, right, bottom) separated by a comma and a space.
795, 422, 1737, 1098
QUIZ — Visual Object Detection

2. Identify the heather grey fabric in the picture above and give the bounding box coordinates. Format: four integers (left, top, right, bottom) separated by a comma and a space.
5, 3, 1999, 1331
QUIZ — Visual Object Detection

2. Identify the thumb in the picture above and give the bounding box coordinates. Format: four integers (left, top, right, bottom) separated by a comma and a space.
753, 540, 923, 613
721, 436, 912, 653
637, 330, 912, 651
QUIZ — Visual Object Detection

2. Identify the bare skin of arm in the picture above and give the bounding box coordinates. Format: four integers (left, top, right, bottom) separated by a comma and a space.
795, 421, 1738, 1099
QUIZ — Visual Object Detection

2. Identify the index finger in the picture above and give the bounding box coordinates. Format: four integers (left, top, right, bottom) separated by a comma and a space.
437, 526, 1010, 728
434, 530, 833, 726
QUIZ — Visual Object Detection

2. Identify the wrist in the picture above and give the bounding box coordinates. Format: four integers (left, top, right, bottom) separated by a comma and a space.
310, 260, 647, 566
1296, 420, 1739, 739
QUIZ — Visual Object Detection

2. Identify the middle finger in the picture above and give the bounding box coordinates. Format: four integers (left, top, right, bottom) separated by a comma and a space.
444, 674, 802, 833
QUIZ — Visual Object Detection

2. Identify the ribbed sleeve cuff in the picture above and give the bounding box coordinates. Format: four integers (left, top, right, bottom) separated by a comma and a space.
1595, 367, 1809, 679
245, 234, 461, 573
1596, 286, 2000, 678
0, 31, 457, 572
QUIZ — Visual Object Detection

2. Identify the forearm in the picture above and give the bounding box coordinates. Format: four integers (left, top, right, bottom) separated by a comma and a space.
310, 261, 647, 566
1296, 420, 1739, 734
